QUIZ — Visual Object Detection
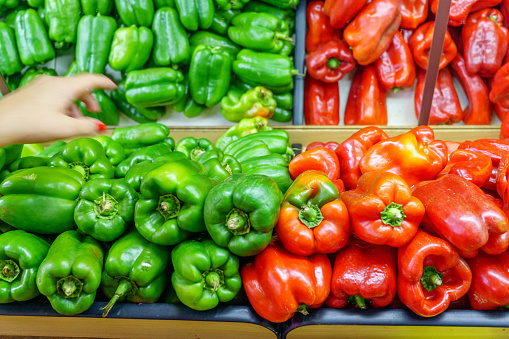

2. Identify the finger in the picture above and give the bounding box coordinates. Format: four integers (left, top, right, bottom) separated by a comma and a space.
67, 102, 84, 118
67, 73, 117, 96
53, 116, 106, 140
78, 91, 101, 113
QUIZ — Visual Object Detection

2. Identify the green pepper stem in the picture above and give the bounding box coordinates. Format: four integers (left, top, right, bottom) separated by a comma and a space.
327, 58, 341, 70
56, 276, 83, 299
62, 280, 77, 297
393, 87, 402, 93
68, 162, 90, 180
202, 268, 225, 292
489, 15, 499, 24
190, 147, 206, 161
225, 208, 251, 235
157, 194, 181, 220
354, 295, 366, 309
101, 279, 133, 318
380, 202, 406, 227
421, 266, 444, 292
296, 304, 309, 316
299, 203, 324, 229
94, 193, 119, 219
0, 259, 20, 283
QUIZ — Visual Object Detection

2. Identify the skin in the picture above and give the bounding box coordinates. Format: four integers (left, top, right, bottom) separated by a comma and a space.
0, 73, 117, 147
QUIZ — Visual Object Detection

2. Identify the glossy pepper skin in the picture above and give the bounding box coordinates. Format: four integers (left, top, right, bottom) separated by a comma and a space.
189, 45, 231, 108
397, 230, 472, 317
14, 9, 55, 66
289, 147, 340, 182
304, 75, 339, 125
223, 129, 293, 161
438, 149, 492, 188
0, 167, 84, 234
374, 31, 416, 91
195, 149, 242, 185
190, 31, 241, 63
241, 241, 331, 323
209, 8, 240, 36
413, 174, 509, 258
244, 1, 295, 34
342, 172, 424, 247
344, 65, 388, 126
78, 90, 120, 126
204, 173, 282, 257
215, 116, 272, 150
115, 0, 154, 27
101, 230, 170, 317
80, 0, 113, 15
257, 0, 298, 8
221, 85, 277, 122
76, 15, 117, 74
343, 0, 402, 66
93, 136, 126, 166
44, 0, 81, 49
36, 230, 104, 316
462, 9, 509, 79
49, 137, 115, 181
489, 62, 509, 109
0, 22, 23, 76
409, 22, 457, 70
111, 123, 170, 149
214, 0, 249, 10
125, 68, 185, 107
415, 67, 463, 125
467, 251, 509, 310
135, 160, 213, 246
111, 81, 165, 124
397, 0, 428, 29
18, 67, 58, 87
0, 230, 50, 303
109, 26, 153, 72
360, 126, 448, 187
276, 170, 350, 256
328, 241, 397, 309
174, 0, 214, 31
171, 239, 242, 310
324, 0, 367, 30
306, 1, 340, 53
152, 7, 191, 67
430, 0, 502, 27
172, 74, 207, 118
450, 55, 492, 125
115, 142, 174, 178
306, 40, 355, 83
175, 137, 215, 161
74, 179, 137, 242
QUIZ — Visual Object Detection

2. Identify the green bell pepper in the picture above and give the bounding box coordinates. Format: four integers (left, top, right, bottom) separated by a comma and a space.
204, 173, 282, 257
27, 0, 43, 8
0, 144, 23, 170
228, 13, 292, 54
115, 0, 154, 27
45, 0, 81, 49
257, 0, 298, 9
37, 141, 66, 158
20, 143, 44, 157
115, 142, 174, 178
189, 45, 231, 107
80, 0, 113, 15
101, 229, 171, 317
9, 156, 49, 172
93, 136, 126, 166
220, 85, 277, 122
36, 230, 104, 315
109, 26, 153, 72
175, 137, 215, 161
243, 0, 295, 34
154, 0, 174, 8
171, 239, 242, 310
174, 0, 214, 31
225, 139, 271, 163
0, 22, 23, 76
76, 15, 117, 74
0, 230, 50, 303
223, 129, 292, 157
78, 90, 120, 126
239, 153, 292, 193
135, 160, 213, 246
214, 0, 249, 10
195, 149, 242, 185
172, 74, 207, 118
5, 72, 22, 92
14, 9, 55, 66
111, 123, 170, 149
75, 178, 137, 242
111, 80, 165, 124
49, 137, 115, 181
0, 0, 19, 14
215, 116, 272, 150
0, 221, 15, 235
125, 68, 185, 107
209, 8, 239, 36
0, 167, 84, 234
152, 7, 191, 67
18, 67, 58, 87
189, 31, 241, 63
232, 49, 297, 93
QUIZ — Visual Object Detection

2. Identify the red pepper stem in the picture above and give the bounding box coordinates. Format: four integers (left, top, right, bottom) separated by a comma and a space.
298, 203, 324, 229
380, 202, 406, 227
296, 304, 309, 316
327, 58, 341, 70
421, 266, 444, 292
101, 279, 133, 318
354, 294, 367, 309
489, 16, 499, 25
0, 259, 20, 282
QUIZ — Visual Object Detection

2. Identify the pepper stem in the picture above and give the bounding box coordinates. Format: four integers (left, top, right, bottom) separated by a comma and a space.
225, 208, 251, 235
0, 259, 20, 283
327, 58, 341, 70
421, 266, 444, 292
56, 276, 83, 299
296, 304, 309, 316
190, 147, 206, 161
100, 279, 133, 318
94, 193, 119, 219
274, 32, 295, 43
393, 87, 402, 93
202, 268, 225, 292
224, 162, 233, 175
489, 15, 499, 25
68, 162, 90, 181
299, 202, 324, 229
348, 295, 368, 309
380, 202, 406, 227
157, 194, 181, 220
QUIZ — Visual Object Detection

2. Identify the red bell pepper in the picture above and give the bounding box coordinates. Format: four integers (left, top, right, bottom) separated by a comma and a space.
400, 28, 414, 44
444, 141, 460, 155
343, 0, 402, 66
462, 9, 509, 79
409, 22, 457, 70
359, 126, 448, 187
344, 65, 388, 126
489, 62, 509, 109
450, 54, 492, 125
397, 0, 428, 29
501, 109, 509, 141
306, 1, 341, 53
324, 0, 368, 30
335, 126, 389, 191
241, 241, 332, 323
304, 74, 340, 125
412, 174, 509, 258
341, 171, 424, 247
430, 0, 503, 26
496, 156, 509, 198
438, 149, 493, 187
502, 0, 509, 29
467, 251, 509, 310
328, 241, 397, 309
306, 141, 339, 152
306, 40, 356, 83
374, 31, 416, 92
276, 170, 350, 256
414, 67, 463, 125
397, 229, 472, 317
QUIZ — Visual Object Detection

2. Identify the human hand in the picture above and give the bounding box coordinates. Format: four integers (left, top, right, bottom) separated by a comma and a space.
0, 73, 117, 147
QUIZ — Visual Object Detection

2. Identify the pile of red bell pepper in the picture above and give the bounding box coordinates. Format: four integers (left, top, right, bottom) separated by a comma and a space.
304, 0, 509, 126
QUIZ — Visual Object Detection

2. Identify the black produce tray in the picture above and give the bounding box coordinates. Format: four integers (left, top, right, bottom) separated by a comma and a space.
292, 0, 307, 126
